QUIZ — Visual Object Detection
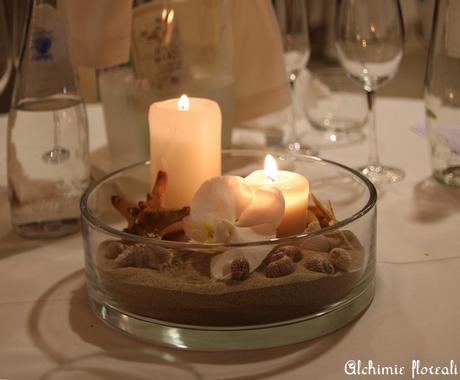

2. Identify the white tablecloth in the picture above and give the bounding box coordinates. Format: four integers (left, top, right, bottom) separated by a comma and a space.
0, 98, 459, 380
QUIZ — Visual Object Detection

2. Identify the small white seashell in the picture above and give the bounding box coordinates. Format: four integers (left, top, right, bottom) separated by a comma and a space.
114, 244, 174, 271
299, 235, 332, 252
270, 245, 303, 262
329, 248, 352, 272
325, 231, 354, 249
101, 240, 126, 259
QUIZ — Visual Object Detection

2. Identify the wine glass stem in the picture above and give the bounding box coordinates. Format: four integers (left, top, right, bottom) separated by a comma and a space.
366, 90, 380, 168
288, 75, 298, 146
53, 111, 61, 148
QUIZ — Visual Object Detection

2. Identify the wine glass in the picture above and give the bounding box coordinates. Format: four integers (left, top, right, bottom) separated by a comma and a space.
272, 0, 315, 154
335, 0, 405, 184
273, 0, 310, 87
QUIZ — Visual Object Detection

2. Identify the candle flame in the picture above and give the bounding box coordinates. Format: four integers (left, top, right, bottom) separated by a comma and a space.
264, 154, 277, 182
177, 94, 190, 111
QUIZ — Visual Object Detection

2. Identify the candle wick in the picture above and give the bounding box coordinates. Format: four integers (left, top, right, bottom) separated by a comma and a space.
267, 175, 276, 183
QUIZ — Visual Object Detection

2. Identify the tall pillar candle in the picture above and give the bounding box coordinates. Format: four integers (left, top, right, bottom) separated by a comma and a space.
149, 95, 221, 208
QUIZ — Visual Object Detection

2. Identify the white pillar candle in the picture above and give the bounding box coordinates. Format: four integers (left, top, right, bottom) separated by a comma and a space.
149, 95, 221, 208
245, 154, 309, 237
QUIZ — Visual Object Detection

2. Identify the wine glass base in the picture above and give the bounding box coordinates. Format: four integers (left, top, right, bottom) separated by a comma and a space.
358, 165, 405, 185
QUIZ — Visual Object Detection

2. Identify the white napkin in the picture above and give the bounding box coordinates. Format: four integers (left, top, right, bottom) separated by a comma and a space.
414, 124, 460, 154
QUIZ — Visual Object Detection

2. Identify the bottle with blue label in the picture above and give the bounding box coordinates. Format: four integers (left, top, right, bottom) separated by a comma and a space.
7, 0, 90, 238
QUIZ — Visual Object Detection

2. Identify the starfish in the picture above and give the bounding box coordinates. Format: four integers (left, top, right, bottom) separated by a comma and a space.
111, 170, 190, 238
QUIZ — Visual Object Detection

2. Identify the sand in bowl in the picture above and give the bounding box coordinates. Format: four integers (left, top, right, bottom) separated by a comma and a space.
95, 229, 365, 327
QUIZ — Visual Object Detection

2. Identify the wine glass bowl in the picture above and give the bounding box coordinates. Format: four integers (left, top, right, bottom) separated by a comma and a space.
337, 55, 403, 92
273, 0, 310, 85
335, 0, 405, 184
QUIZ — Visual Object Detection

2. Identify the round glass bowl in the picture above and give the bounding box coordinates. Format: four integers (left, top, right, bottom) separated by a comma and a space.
80, 150, 377, 351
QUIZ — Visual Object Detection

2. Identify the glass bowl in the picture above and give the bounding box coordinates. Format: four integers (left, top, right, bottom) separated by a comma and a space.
80, 149, 377, 350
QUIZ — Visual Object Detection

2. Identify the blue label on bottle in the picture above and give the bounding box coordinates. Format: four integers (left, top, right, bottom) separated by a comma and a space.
32, 28, 53, 61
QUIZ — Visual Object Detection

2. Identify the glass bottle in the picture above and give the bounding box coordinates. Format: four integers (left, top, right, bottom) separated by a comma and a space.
98, 0, 234, 169
7, 0, 90, 238
425, 0, 460, 186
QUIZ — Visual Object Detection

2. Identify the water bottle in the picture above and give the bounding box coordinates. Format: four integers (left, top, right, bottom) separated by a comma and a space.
7, 0, 90, 238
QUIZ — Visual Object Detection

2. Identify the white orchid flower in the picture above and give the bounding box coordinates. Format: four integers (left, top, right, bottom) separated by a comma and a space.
183, 176, 285, 279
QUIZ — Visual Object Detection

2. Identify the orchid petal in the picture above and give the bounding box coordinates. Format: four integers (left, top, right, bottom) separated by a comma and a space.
209, 222, 276, 278
189, 176, 252, 222
237, 186, 284, 228
184, 175, 286, 280
231, 223, 277, 243
210, 220, 277, 244
213, 219, 234, 242
183, 215, 215, 242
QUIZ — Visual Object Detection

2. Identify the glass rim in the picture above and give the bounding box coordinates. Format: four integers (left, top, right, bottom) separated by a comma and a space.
80, 149, 377, 249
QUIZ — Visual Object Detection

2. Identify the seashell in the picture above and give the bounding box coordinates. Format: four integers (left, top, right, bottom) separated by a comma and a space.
270, 245, 303, 263
329, 248, 352, 272
266, 250, 286, 264
305, 208, 319, 225
299, 235, 332, 252
325, 231, 353, 250
327, 236, 343, 248
113, 248, 135, 267
265, 256, 295, 278
304, 255, 335, 274
305, 220, 321, 233
114, 244, 174, 271
101, 240, 126, 259
230, 257, 250, 281
341, 230, 364, 251
310, 193, 337, 228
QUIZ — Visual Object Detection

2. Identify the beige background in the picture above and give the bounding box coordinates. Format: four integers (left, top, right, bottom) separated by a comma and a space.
0, 0, 435, 113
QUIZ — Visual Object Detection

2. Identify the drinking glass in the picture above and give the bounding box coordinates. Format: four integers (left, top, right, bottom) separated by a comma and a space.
272, 0, 315, 154
303, 64, 368, 148
335, 0, 405, 184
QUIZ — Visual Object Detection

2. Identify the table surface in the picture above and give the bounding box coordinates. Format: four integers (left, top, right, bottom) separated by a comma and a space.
0, 98, 459, 380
